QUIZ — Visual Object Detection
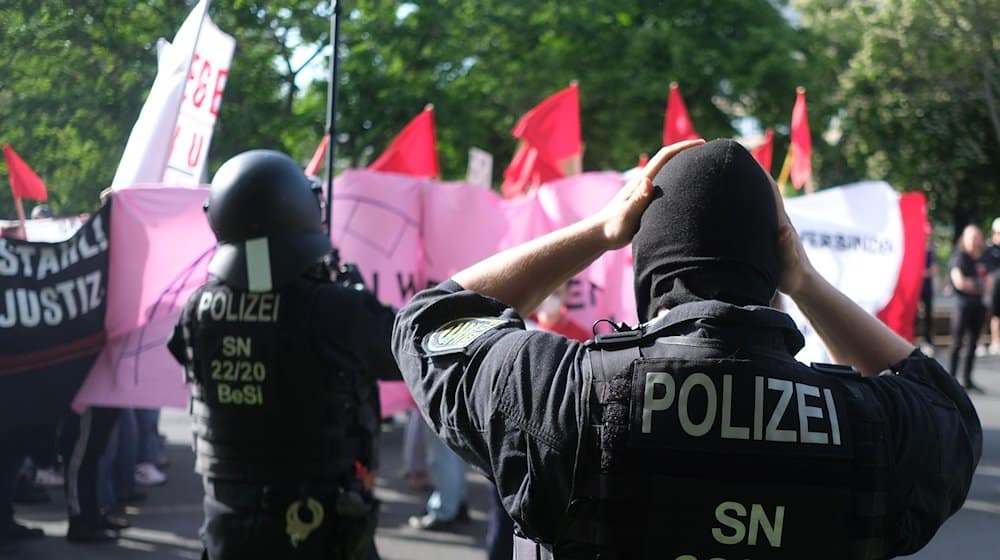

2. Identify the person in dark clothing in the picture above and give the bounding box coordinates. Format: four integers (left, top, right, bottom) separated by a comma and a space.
947, 224, 987, 392
0, 432, 46, 555
62, 407, 125, 542
392, 139, 981, 559
918, 240, 938, 351
982, 218, 1000, 354
168, 150, 400, 560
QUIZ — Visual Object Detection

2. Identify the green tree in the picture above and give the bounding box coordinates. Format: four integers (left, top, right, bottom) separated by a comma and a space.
330, 0, 819, 184
0, 1, 333, 218
797, 0, 1000, 231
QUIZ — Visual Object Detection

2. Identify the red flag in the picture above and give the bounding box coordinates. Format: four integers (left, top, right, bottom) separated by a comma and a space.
790, 88, 812, 190
502, 83, 581, 198
751, 128, 775, 173
3, 144, 48, 201
877, 192, 928, 341
304, 134, 329, 177
663, 83, 700, 146
369, 106, 440, 178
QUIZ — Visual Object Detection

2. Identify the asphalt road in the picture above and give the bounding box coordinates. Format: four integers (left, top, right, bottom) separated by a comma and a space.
11, 347, 1000, 559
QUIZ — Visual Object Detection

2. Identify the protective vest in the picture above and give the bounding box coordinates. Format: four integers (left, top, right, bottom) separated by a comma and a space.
178, 279, 380, 485
538, 307, 891, 560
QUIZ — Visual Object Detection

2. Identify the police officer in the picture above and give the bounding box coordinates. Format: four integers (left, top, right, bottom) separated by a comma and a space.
392, 139, 982, 559
168, 150, 399, 560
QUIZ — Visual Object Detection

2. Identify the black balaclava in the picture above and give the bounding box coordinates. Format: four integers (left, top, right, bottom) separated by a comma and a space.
633, 139, 780, 322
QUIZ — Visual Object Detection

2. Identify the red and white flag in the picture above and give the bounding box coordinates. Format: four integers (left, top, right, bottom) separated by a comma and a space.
369, 106, 440, 178
111, 0, 235, 189
782, 181, 927, 360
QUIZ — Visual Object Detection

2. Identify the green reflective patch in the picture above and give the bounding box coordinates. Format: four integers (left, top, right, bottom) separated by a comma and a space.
423, 317, 507, 354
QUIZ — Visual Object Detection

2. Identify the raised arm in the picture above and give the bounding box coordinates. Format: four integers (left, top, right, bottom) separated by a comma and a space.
452, 140, 704, 315
772, 182, 915, 375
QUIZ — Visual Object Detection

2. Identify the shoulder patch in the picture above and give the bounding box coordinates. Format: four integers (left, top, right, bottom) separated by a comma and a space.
422, 317, 508, 354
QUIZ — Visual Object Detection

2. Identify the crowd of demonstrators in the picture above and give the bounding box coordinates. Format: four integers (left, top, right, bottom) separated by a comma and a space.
3, 148, 988, 560
948, 224, 988, 392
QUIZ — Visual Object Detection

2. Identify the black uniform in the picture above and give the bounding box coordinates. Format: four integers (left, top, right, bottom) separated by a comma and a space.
168, 273, 400, 560
393, 280, 982, 559
947, 248, 986, 384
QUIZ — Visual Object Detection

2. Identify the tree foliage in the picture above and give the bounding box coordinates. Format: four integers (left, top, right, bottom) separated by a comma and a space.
331, 0, 814, 182
0, 0, 814, 218
5, 0, 995, 234
797, 0, 1000, 230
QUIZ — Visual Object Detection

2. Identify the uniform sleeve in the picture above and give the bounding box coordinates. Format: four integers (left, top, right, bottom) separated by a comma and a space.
867, 350, 982, 556
392, 280, 588, 541
309, 285, 402, 381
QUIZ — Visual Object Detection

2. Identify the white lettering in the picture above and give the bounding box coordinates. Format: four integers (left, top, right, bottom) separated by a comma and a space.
823, 388, 842, 445
721, 375, 749, 440
748, 504, 784, 547
766, 379, 796, 442
753, 376, 764, 440
0, 240, 17, 275
712, 501, 747, 544
36, 248, 60, 280
0, 291, 15, 327
40, 287, 63, 325
13, 245, 36, 277
15, 289, 40, 327
679, 373, 717, 437
796, 383, 828, 444
643, 372, 675, 433
712, 501, 784, 548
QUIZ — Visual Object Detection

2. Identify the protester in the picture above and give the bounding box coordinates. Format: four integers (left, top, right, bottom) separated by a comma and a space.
61, 407, 123, 542
134, 408, 167, 486
407, 436, 470, 531
0, 434, 46, 555
982, 218, 1000, 355
392, 139, 981, 558
918, 236, 938, 354
948, 224, 987, 392
168, 150, 400, 559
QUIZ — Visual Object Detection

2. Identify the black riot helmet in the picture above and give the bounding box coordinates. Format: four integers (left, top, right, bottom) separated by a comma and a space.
205, 149, 331, 292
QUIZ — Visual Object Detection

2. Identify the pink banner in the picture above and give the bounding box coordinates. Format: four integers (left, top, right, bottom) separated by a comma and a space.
73, 172, 919, 414
75, 171, 640, 414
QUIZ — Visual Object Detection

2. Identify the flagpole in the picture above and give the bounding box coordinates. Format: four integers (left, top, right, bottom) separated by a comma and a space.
323, 0, 342, 233
13, 196, 27, 240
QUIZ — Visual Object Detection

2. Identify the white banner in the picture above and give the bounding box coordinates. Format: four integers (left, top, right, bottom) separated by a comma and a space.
162, 17, 235, 185
783, 181, 904, 363
111, 0, 234, 190
466, 147, 493, 188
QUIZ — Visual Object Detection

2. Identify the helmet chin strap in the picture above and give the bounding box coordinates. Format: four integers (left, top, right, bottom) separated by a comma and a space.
245, 237, 274, 292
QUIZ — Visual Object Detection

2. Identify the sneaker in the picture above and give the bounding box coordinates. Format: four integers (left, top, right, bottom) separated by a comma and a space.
919, 343, 936, 357
990, 343, 1000, 356
407, 502, 470, 531
975, 345, 987, 357
34, 467, 64, 487
134, 463, 167, 486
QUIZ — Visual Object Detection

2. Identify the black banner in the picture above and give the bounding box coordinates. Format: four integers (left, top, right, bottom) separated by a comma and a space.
0, 202, 111, 436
